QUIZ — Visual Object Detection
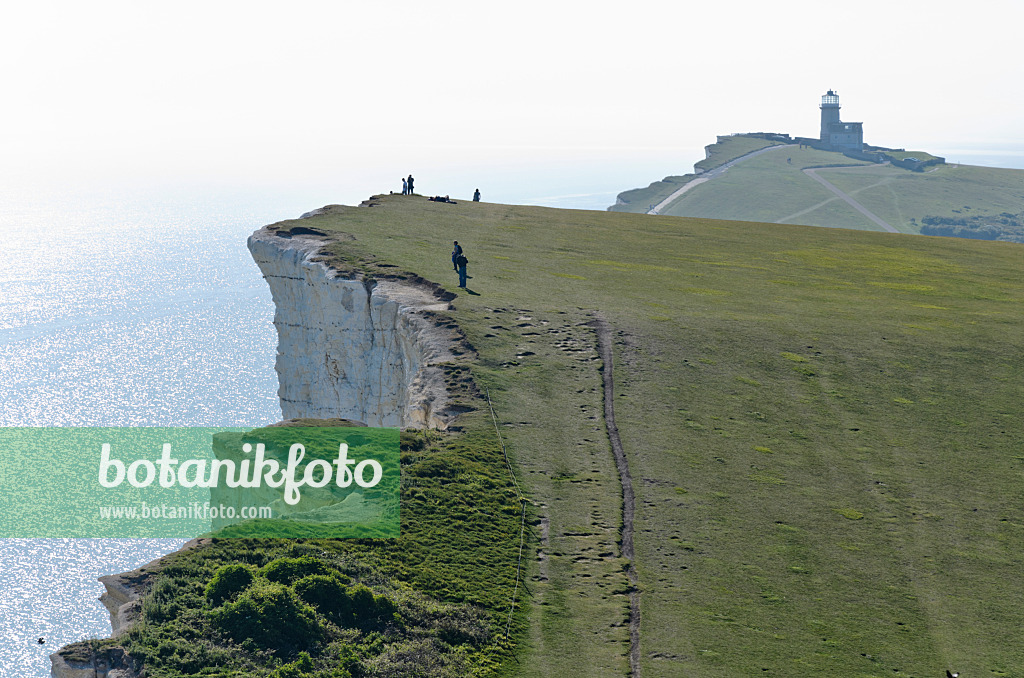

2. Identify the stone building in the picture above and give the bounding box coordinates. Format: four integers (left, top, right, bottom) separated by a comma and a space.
819, 90, 863, 151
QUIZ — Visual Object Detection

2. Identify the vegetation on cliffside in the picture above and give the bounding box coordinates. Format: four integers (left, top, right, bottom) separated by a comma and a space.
920, 210, 1024, 243
118, 425, 524, 678
611, 134, 783, 212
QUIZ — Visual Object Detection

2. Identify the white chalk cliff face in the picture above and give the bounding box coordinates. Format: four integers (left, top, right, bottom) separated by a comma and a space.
53, 220, 461, 678
248, 226, 457, 429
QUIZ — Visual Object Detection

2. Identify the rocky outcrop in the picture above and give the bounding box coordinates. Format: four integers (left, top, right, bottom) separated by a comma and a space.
50, 645, 138, 678
248, 225, 462, 430
50, 539, 206, 678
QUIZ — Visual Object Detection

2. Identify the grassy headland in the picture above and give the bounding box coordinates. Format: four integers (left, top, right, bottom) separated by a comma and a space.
613, 134, 1024, 240
117, 195, 1023, 677
612, 135, 783, 213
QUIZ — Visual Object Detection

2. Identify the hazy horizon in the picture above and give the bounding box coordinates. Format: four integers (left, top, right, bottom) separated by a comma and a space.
2, 1, 1022, 211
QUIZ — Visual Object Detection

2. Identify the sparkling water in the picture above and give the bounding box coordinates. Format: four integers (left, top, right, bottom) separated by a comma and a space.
0, 181, 294, 676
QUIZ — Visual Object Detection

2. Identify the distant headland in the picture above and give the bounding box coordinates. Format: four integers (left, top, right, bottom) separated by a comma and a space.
612, 91, 1024, 243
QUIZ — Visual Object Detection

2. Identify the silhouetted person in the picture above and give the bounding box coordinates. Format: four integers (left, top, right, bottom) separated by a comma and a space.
473, 188, 480, 202
402, 177, 408, 195
456, 251, 468, 288
451, 241, 462, 271
407, 174, 415, 194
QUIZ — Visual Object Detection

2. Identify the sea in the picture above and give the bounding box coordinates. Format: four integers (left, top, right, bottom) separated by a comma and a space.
1, 147, 1020, 676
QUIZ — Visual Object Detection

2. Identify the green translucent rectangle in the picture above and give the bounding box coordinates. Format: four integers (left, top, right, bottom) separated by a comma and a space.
0, 426, 399, 538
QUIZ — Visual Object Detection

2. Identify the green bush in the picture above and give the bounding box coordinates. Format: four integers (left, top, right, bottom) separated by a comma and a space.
350, 584, 397, 628
205, 563, 256, 607
261, 556, 341, 586
294, 574, 351, 623
347, 584, 375, 617
269, 651, 315, 678
211, 581, 324, 653
142, 577, 186, 623
374, 593, 397, 619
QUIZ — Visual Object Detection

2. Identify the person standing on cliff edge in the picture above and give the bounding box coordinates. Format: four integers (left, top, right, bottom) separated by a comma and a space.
473, 188, 480, 202
402, 177, 408, 195
456, 251, 468, 288
407, 174, 415, 195
451, 241, 463, 271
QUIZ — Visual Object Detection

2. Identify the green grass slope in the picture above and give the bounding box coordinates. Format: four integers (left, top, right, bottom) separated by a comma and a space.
611, 135, 783, 213
118, 196, 1023, 677
822, 163, 1024, 234
274, 196, 1023, 678
615, 136, 1024, 238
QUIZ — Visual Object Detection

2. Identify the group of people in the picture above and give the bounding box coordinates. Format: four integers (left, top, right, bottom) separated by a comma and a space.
396, 175, 476, 290
399, 175, 481, 203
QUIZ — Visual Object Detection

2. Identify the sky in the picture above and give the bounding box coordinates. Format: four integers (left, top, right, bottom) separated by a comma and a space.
2, 0, 1022, 206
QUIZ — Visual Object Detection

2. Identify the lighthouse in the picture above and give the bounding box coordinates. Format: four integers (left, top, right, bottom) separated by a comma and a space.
819, 90, 841, 141
818, 90, 863, 151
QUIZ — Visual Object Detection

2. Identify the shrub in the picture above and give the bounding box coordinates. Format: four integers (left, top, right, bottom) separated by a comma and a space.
294, 574, 351, 623
261, 556, 340, 586
270, 651, 315, 678
292, 577, 399, 630
363, 638, 468, 677
143, 577, 187, 622
349, 584, 398, 629
211, 581, 324, 653
205, 563, 256, 607
374, 593, 397, 621
347, 584, 375, 615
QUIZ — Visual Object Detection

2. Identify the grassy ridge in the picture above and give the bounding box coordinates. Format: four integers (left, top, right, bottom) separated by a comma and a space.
693, 135, 785, 173
823, 163, 1024, 233
665, 147, 875, 228
611, 135, 781, 213
612, 174, 694, 214
614, 135, 1024, 237
285, 196, 1024, 677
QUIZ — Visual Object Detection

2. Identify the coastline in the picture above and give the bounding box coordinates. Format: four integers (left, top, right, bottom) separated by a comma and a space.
52, 205, 469, 677
50, 539, 207, 678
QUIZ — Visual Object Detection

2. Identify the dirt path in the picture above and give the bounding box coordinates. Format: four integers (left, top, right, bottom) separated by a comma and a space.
802, 166, 900, 233
592, 315, 641, 676
775, 194, 841, 223
776, 174, 893, 224
647, 144, 789, 215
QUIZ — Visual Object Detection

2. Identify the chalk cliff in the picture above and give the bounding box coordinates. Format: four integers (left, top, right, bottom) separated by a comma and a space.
54, 210, 463, 677
50, 648, 136, 678
247, 225, 461, 430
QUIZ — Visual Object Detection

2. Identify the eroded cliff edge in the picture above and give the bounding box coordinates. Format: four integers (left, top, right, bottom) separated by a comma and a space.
50, 540, 206, 678
248, 224, 464, 430
53, 210, 471, 677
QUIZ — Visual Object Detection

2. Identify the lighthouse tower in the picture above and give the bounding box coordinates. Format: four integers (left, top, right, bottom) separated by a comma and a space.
819, 90, 841, 142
